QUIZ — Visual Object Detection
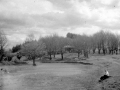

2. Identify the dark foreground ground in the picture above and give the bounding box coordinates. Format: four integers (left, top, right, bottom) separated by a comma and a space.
0, 54, 120, 90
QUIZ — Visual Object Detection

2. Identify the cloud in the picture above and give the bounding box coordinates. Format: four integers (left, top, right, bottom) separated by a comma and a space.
0, 0, 120, 48
46, 0, 72, 9
0, 13, 29, 29
33, 11, 88, 29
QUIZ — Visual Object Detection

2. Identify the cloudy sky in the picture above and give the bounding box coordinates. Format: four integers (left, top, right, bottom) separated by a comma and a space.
0, 0, 120, 48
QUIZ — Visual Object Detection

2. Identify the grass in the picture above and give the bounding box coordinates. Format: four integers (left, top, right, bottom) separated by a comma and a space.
1, 53, 120, 90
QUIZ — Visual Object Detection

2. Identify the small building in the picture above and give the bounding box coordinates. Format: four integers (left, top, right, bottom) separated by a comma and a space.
64, 45, 74, 53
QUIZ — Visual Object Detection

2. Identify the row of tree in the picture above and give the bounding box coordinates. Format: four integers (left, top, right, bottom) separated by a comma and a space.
20, 30, 120, 65
67, 31, 120, 56
0, 29, 120, 66
20, 34, 70, 65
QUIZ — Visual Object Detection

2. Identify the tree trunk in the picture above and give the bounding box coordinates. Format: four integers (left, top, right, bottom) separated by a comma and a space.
86, 51, 88, 58
84, 50, 86, 57
84, 50, 88, 58
98, 49, 101, 54
105, 49, 107, 54
116, 50, 118, 55
49, 53, 52, 60
53, 51, 56, 58
33, 57, 36, 66
114, 50, 116, 54
112, 50, 114, 55
0, 46, 4, 62
109, 49, 111, 54
61, 52, 63, 60
103, 49, 105, 55
78, 52, 80, 58
0, 55, 4, 62
93, 49, 96, 54
53, 54, 55, 58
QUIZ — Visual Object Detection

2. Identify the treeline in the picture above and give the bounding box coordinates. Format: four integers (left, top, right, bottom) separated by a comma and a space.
1, 30, 119, 65
67, 30, 120, 55
13, 30, 119, 64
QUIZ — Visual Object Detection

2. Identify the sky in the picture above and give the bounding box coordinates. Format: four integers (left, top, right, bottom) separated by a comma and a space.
0, 0, 120, 48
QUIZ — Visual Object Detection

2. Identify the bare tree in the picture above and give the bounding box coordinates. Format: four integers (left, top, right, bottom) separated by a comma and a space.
0, 30, 7, 62
57, 37, 68, 60
72, 36, 83, 58
81, 34, 90, 58
90, 35, 97, 54
68, 34, 89, 58
42, 34, 70, 60
21, 35, 45, 66
41, 36, 55, 60
106, 32, 119, 55
51, 34, 59, 58
93, 30, 107, 55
